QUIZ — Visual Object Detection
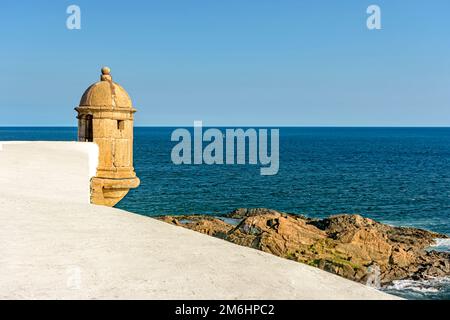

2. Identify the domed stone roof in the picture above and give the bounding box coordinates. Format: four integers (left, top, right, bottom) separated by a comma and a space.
79, 67, 132, 108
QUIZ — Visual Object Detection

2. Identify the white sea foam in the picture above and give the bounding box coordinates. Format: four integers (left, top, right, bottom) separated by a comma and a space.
429, 238, 450, 252
386, 277, 450, 294
384, 277, 450, 299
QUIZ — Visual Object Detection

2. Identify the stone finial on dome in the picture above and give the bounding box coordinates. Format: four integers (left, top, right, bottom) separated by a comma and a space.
101, 66, 112, 81
78, 67, 133, 108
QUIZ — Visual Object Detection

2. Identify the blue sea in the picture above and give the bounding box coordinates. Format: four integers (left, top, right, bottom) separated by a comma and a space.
1, 127, 449, 299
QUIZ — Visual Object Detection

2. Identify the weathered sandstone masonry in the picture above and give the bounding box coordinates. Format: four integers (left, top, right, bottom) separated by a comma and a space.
75, 67, 139, 206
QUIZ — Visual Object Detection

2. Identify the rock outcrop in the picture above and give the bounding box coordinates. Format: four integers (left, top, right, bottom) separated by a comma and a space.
158, 208, 449, 286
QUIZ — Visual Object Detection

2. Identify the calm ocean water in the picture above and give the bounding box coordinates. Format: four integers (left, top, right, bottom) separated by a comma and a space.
1, 126, 449, 299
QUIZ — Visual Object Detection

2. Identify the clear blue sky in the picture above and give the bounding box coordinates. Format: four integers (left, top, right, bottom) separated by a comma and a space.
0, 0, 449, 126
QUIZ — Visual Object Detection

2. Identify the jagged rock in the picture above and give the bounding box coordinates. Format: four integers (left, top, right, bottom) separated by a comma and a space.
157, 209, 449, 286
390, 247, 415, 268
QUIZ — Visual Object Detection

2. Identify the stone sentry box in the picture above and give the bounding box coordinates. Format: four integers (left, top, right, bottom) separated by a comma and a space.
75, 67, 140, 206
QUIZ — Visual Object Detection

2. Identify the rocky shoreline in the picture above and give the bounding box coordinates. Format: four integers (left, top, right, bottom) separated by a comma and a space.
158, 208, 450, 286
